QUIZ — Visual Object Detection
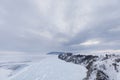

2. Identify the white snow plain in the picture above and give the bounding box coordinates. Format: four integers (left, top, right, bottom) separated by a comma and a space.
0, 55, 87, 80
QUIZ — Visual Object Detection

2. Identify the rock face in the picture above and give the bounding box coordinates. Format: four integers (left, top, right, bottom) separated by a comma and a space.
58, 53, 120, 80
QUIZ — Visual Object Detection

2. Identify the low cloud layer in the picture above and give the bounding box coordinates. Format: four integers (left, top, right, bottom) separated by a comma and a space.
0, 0, 120, 53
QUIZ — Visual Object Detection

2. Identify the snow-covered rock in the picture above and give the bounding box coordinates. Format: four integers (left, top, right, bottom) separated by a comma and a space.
58, 53, 120, 80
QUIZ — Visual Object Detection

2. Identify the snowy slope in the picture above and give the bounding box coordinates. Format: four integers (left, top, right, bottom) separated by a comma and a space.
0, 68, 12, 80
0, 54, 46, 80
9, 56, 87, 80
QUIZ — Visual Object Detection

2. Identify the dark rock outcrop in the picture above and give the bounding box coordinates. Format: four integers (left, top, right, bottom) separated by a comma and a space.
58, 53, 120, 80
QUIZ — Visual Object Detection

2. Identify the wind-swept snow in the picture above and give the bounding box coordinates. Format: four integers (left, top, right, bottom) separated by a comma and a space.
9, 56, 87, 80
0, 68, 12, 80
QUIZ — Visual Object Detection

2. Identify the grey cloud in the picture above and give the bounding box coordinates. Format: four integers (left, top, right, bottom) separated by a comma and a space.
0, 0, 120, 53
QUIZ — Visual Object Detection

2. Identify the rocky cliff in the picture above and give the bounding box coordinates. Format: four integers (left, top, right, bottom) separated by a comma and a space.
58, 53, 120, 80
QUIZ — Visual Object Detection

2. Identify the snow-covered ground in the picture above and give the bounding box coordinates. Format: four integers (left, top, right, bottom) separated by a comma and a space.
0, 55, 87, 80
0, 68, 12, 80
1, 50, 120, 80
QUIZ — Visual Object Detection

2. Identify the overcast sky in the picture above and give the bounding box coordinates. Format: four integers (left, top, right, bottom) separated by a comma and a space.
0, 0, 120, 53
